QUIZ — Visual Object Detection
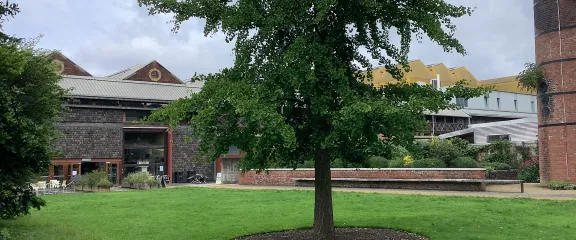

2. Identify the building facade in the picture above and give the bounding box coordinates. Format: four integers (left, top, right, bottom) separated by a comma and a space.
363, 60, 538, 137
48, 52, 214, 185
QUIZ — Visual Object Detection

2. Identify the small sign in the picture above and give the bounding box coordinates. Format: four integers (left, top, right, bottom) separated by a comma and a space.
81, 158, 91, 162
72, 171, 77, 176
216, 172, 222, 184
159, 166, 164, 172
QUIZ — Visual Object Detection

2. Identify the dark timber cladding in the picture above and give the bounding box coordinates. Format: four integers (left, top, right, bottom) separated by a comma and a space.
534, 0, 576, 184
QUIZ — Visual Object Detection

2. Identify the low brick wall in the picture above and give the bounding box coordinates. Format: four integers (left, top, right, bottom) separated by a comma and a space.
487, 170, 519, 180
238, 168, 487, 186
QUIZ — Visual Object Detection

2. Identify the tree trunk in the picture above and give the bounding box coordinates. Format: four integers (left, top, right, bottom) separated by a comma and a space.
313, 148, 335, 240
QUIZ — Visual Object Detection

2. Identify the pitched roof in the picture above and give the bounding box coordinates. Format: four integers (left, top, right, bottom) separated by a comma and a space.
106, 60, 154, 79
60, 75, 199, 102
48, 51, 93, 77
478, 75, 519, 85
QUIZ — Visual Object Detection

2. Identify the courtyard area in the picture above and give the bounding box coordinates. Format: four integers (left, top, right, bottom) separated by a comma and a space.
1, 187, 575, 240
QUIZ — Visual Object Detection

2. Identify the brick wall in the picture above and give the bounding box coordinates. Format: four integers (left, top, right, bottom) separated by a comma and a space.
54, 123, 123, 159
238, 168, 486, 186
128, 61, 183, 84
534, 0, 576, 184
61, 107, 123, 123
171, 126, 214, 179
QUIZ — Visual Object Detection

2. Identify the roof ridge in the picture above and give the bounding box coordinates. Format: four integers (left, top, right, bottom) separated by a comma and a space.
105, 60, 155, 78
62, 75, 199, 88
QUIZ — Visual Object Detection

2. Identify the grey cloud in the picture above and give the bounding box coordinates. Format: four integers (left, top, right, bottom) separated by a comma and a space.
4, 0, 534, 80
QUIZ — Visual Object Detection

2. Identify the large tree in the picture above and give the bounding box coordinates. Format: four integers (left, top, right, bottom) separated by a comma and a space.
139, 0, 487, 239
0, 1, 66, 220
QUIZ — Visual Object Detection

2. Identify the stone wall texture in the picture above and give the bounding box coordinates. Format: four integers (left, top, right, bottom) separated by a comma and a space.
171, 126, 214, 180
61, 107, 123, 123
238, 168, 486, 186
534, 0, 576, 184
54, 123, 123, 159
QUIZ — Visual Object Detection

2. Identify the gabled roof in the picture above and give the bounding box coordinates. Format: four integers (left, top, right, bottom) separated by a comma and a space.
48, 51, 93, 77
479, 75, 519, 85
60, 75, 199, 102
106, 60, 155, 79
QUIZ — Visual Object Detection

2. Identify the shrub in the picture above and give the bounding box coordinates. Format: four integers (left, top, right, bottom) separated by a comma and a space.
452, 157, 478, 168
518, 157, 540, 183
96, 179, 113, 188
390, 145, 411, 160
85, 171, 108, 189
367, 156, 389, 168
482, 162, 511, 171
427, 139, 460, 165
124, 172, 154, 189
484, 140, 519, 168
331, 158, 345, 168
146, 177, 160, 189
0, 228, 10, 240
406, 140, 429, 160
300, 160, 314, 168
402, 155, 414, 167
547, 181, 575, 190
412, 158, 446, 168
388, 158, 405, 168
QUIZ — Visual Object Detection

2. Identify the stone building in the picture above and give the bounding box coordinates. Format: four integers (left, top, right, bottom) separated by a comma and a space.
534, 0, 576, 184
47, 52, 214, 185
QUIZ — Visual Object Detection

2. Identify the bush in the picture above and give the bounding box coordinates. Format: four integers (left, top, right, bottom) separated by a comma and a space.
452, 157, 478, 168
412, 158, 446, 168
388, 158, 405, 168
85, 171, 108, 189
331, 158, 345, 168
124, 172, 155, 188
402, 155, 414, 167
427, 139, 460, 165
367, 156, 389, 168
484, 140, 519, 168
483, 162, 511, 171
146, 177, 160, 189
299, 160, 314, 168
518, 158, 539, 183
547, 181, 576, 190
96, 179, 113, 188
0, 228, 10, 240
390, 145, 411, 160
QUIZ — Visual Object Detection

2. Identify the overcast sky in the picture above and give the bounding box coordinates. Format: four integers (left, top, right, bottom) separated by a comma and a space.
4, 0, 534, 80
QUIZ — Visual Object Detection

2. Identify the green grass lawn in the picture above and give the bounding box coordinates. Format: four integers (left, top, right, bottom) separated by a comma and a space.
1, 187, 575, 240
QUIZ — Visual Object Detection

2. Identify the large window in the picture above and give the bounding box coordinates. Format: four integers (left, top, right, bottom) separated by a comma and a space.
456, 98, 468, 108
123, 132, 166, 177
487, 134, 510, 143
125, 110, 152, 122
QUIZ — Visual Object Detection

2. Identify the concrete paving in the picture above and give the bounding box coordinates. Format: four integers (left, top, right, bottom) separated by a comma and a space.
170, 183, 576, 200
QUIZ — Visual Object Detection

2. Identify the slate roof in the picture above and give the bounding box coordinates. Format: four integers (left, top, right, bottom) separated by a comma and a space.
60, 75, 199, 102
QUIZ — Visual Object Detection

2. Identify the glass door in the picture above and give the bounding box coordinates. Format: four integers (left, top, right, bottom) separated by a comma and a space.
106, 163, 119, 185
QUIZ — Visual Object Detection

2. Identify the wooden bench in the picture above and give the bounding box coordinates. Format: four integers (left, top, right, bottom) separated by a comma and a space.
293, 178, 525, 192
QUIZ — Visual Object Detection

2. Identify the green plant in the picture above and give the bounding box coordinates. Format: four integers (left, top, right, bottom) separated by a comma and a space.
517, 63, 544, 92
402, 155, 414, 167
452, 157, 478, 168
96, 179, 113, 189
388, 158, 406, 168
518, 158, 539, 183
482, 162, 512, 171
367, 156, 389, 168
124, 172, 154, 189
390, 145, 412, 160
427, 139, 461, 165
0, 228, 10, 240
484, 140, 519, 168
412, 158, 446, 168
146, 178, 160, 189
85, 171, 108, 189
331, 158, 345, 168
299, 160, 315, 168
547, 181, 571, 190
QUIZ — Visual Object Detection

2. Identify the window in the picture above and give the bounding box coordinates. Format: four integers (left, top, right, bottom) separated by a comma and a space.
430, 79, 438, 89
496, 98, 500, 109
484, 96, 489, 109
456, 98, 468, 108
487, 134, 510, 143
514, 100, 518, 111
125, 110, 152, 122
531, 101, 535, 113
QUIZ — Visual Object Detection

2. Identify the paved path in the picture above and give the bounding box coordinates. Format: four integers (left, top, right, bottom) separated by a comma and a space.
172, 183, 576, 200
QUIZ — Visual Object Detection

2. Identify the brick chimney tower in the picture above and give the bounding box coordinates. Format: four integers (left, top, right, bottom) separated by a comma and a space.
534, 0, 576, 185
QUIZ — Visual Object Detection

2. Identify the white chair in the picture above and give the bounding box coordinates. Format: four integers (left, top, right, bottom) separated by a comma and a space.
37, 181, 47, 195
60, 180, 68, 192
49, 180, 60, 193
30, 183, 39, 196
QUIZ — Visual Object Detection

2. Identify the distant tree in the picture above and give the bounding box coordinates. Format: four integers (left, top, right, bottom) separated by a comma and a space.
0, 0, 19, 41
139, 0, 489, 239
0, 6, 66, 219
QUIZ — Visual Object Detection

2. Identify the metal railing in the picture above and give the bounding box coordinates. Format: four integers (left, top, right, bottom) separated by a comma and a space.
421, 122, 469, 135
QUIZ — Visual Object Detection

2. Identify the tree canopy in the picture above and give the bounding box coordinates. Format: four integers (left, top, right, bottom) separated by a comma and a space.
1, 2, 66, 220
139, 0, 489, 238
